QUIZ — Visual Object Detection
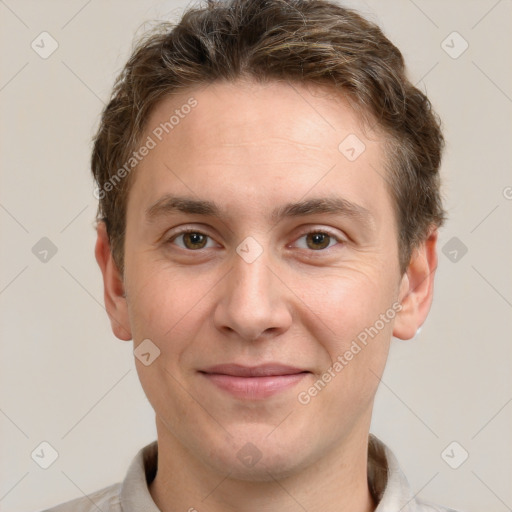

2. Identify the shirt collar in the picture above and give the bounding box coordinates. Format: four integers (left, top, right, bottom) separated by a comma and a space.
369, 434, 419, 511
120, 440, 160, 512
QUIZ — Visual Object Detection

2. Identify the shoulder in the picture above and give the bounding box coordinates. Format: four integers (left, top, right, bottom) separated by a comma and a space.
38, 440, 158, 512
39, 482, 122, 512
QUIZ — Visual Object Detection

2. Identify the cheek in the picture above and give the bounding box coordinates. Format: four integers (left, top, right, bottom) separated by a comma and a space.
296, 268, 397, 405
125, 259, 214, 351
302, 267, 398, 345
125, 262, 216, 417
324, 274, 395, 376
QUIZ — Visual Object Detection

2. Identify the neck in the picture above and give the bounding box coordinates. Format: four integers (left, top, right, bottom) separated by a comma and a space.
149, 418, 376, 512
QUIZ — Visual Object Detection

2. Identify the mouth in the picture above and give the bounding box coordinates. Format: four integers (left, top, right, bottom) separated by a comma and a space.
198, 364, 310, 400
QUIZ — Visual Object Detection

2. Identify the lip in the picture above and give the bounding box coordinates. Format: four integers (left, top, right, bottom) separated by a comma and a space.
199, 364, 310, 400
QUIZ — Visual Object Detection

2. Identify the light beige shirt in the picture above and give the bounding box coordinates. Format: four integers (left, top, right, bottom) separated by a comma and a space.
41, 435, 459, 512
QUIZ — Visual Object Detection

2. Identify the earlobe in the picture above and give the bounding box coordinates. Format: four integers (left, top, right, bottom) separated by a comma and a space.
392, 229, 439, 341
94, 221, 132, 341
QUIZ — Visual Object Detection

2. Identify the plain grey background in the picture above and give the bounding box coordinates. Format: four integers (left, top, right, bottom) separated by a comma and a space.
1, 1, 511, 511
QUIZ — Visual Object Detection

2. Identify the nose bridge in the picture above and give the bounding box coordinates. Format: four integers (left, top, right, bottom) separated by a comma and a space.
214, 246, 291, 340
228, 250, 278, 321
233, 249, 272, 299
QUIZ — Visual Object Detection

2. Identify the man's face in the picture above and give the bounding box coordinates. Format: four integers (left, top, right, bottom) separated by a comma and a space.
121, 80, 406, 477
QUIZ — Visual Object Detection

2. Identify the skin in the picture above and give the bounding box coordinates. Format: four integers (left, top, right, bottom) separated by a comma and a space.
95, 79, 438, 512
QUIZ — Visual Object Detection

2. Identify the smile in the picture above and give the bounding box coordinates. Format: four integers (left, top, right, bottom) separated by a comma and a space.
198, 364, 310, 400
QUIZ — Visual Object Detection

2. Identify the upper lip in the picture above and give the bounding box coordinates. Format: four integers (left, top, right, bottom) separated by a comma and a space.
200, 364, 309, 377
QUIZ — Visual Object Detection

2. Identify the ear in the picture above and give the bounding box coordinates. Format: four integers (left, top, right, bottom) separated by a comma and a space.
393, 228, 439, 341
94, 221, 132, 341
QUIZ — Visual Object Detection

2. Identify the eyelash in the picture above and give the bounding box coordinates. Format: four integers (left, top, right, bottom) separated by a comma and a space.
166, 227, 346, 252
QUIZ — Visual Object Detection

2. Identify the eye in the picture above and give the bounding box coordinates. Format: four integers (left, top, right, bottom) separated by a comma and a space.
293, 230, 343, 251
170, 230, 217, 250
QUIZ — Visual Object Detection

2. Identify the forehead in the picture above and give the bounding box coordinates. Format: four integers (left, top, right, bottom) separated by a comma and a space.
127, 79, 393, 223
145, 80, 373, 159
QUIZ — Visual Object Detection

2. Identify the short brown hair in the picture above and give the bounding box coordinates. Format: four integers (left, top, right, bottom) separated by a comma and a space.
91, 0, 445, 275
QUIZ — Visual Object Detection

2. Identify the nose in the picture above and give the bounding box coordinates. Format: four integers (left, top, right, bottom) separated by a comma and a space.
213, 251, 293, 342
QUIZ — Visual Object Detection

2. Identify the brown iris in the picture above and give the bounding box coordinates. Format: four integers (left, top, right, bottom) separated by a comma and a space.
306, 232, 331, 250
183, 232, 208, 249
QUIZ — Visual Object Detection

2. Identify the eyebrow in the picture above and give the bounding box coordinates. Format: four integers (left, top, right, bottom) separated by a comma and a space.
271, 197, 373, 227
146, 195, 220, 221
145, 194, 373, 228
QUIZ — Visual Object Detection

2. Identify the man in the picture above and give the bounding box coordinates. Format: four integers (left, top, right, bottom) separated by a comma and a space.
44, 0, 457, 510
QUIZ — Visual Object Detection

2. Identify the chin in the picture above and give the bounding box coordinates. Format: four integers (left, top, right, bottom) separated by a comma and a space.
202, 428, 314, 481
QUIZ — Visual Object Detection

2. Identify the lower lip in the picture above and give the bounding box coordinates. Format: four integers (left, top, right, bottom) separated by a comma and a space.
200, 372, 308, 399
